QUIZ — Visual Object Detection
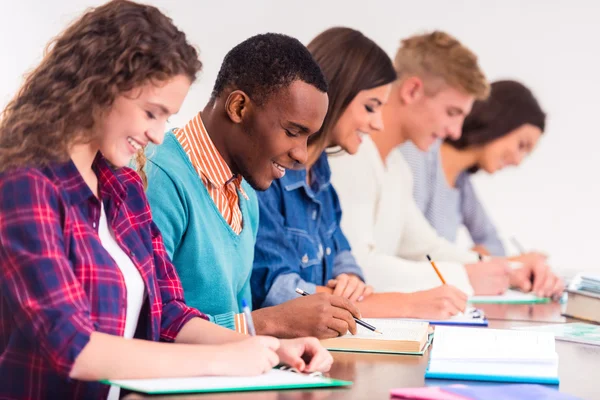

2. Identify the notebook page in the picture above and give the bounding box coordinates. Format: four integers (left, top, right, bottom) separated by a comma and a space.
432, 326, 557, 362
341, 319, 428, 341
110, 369, 329, 392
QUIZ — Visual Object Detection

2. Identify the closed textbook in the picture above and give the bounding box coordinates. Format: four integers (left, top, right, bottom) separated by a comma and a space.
564, 275, 600, 323
321, 319, 431, 354
425, 326, 559, 384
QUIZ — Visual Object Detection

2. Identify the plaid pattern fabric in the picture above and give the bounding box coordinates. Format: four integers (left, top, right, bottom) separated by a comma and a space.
0, 154, 206, 399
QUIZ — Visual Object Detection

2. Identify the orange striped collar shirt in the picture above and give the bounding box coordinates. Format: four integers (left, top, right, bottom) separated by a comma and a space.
173, 112, 248, 235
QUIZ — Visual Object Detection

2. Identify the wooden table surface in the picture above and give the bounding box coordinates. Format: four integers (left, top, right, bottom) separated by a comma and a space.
125, 302, 597, 400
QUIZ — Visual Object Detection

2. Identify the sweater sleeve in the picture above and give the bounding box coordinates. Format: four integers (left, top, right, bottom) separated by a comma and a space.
459, 175, 507, 256
329, 141, 475, 295
393, 153, 479, 265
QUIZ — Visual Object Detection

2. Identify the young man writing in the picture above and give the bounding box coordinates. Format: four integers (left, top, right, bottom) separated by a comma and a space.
330, 31, 563, 298
143, 34, 362, 339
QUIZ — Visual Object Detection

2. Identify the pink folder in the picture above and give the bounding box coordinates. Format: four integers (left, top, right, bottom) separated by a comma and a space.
390, 386, 469, 400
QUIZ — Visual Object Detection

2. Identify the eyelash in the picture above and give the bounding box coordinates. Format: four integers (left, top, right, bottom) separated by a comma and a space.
146, 111, 156, 120
365, 105, 375, 113
285, 129, 298, 138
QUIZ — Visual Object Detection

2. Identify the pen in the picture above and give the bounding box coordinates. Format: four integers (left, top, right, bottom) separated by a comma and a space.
511, 236, 536, 287
241, 299, 256, 336
294, 288, 382, 334
426, 255, 446, 285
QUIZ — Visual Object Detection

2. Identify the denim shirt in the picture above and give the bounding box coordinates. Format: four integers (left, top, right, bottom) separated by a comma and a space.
251, 151, 364, 309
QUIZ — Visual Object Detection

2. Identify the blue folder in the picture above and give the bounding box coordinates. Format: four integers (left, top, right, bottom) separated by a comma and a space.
425, 364, 560, 385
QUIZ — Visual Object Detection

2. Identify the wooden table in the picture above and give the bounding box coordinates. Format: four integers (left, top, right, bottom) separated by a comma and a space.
125, 303, 597, 400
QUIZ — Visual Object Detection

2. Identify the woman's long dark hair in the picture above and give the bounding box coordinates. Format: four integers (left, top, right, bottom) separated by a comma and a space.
306, 27, 396, 163
448, 80, 545, 150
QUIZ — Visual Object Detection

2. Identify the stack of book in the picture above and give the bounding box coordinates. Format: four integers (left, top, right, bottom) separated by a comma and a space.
564, 274, 600, 323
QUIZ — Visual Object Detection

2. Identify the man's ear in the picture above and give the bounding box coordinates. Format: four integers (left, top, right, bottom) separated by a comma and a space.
397, 76, 425, 105
225, 90, 251, 124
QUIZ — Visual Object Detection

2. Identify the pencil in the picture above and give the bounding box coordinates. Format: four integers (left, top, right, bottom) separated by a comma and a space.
511, 236, 527, 255
426, 254, 446, 285
294, 288, 382, 334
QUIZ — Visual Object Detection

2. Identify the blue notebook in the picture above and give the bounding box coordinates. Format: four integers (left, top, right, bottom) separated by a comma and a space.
428, 308, 487, 327
425, 326, 559, 385
404, 308, 488, 327
444, 384, 580, 400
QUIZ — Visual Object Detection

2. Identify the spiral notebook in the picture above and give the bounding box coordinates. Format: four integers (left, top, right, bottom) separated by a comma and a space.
103, 368, 351, 395
404, 308, 488, 327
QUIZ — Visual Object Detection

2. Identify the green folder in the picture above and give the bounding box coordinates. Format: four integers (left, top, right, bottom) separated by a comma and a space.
469, 289, 550, 304
102, 369, 351, 395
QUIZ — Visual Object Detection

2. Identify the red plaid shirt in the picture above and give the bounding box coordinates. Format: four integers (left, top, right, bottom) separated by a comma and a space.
0, 154, 206, 399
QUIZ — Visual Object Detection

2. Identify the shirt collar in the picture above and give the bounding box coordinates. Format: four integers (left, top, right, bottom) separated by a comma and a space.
177, 112, 238, 189
283, 151, 331, 194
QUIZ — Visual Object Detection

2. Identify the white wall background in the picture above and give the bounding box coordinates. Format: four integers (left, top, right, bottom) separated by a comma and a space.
1, 0, 599, 277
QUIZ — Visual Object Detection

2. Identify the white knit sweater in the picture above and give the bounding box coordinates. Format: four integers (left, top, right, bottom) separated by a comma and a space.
328, 136, 479, 295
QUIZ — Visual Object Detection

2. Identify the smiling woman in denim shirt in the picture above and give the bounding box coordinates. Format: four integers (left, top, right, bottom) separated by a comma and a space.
251, 27, 396, 311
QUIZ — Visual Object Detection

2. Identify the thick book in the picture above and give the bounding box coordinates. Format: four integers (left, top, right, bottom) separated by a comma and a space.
103, 369, 351, 395
425, 326, 559, 384
320, 319, 431, 354
563, 289, 600, 323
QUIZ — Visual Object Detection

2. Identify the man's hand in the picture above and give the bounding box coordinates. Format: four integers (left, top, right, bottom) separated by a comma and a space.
326, 273, 373, 302
509, 253, 564, 298
465, 259, 511, 295
253, 293, 362, 339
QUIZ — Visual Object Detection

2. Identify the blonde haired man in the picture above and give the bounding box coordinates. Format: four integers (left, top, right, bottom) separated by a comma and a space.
330, 31, 560, 303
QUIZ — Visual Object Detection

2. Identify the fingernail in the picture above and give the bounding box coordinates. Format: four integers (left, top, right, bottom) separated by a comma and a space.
358, 296, 364, 302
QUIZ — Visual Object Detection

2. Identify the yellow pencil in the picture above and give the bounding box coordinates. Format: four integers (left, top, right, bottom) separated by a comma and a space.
426, 254, 446, 285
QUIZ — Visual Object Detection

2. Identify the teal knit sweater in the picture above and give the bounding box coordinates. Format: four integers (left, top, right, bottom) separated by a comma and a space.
144, 132, 259, 330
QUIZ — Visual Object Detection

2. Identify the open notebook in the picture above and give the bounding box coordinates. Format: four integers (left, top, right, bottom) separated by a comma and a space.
514, 322, 600, 347
469, 289, 550, 304
425, 326, 559, 384
104, 369, 351, 395
320, 319, 431, 354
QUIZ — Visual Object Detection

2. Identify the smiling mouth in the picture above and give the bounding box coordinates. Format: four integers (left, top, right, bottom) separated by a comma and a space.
127, 137, 144, 151
273, 161, 286, 178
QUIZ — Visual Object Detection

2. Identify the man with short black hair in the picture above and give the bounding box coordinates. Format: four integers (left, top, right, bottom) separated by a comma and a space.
145, 33, 361, 338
